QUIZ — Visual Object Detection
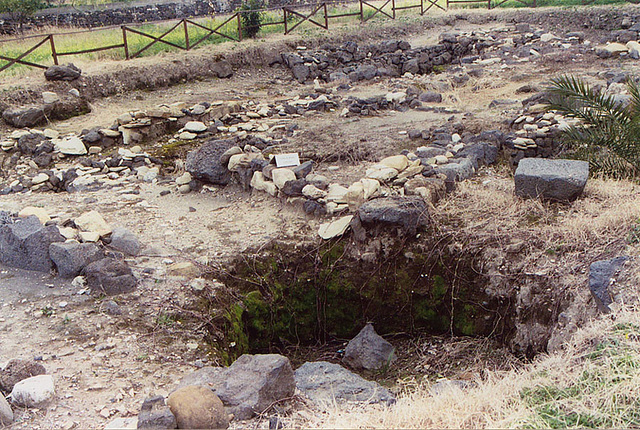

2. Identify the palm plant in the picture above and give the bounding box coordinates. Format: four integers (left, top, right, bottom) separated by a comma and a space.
545, 75, 640, 179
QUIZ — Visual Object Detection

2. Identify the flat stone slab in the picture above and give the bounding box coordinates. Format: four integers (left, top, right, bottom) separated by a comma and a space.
514, 158, 589, 201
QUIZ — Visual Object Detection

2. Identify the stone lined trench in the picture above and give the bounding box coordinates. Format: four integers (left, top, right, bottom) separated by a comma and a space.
205, 230, 517, 364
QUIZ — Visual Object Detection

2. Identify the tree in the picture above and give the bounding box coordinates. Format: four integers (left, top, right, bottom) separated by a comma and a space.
0, 0, 45, 32
238, 0, 264, 39
545, 75, 640, 179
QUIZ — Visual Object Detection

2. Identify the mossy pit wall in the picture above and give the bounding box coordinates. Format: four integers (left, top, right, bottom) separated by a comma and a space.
213, 237, 514, 361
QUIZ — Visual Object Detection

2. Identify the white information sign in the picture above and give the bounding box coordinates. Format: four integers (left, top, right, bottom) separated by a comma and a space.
275, 153, 301, 167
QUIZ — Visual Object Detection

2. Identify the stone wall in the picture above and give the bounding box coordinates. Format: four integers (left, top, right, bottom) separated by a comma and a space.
0, 0, 328, 33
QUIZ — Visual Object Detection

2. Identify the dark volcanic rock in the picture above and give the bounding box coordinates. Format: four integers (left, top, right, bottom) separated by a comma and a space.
49, 241, 104, 278
342, 323, 396, 371
295, 361, 394, 405
0, 216, 64, 272
82, 257, 137, 295
44, 63, 81, 81
186, 138, 235, 185
357, 196, 429, 235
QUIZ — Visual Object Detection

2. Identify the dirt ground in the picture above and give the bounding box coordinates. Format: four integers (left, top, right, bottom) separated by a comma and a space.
2, 5, 640, 429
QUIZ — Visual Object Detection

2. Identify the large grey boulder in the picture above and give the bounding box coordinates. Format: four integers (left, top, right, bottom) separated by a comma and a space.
213, 354, 295, 420
514, 158, 589, 201
295, 361, 394, 405
110, 227, 141, 256
2, 105, 50, 128
343, 323, 396, 371
357, 196, 429, 235
0, 216, 65, 272
82, 258, 136, 295
174, 366, 225, 391
44, 63, 82, 81
186, 138, 235, 185
137, 395, 177, 430
176, 355, 295, 420
589, 256, 629, 313
50, 241, 104, 278
436, 158, 475, 182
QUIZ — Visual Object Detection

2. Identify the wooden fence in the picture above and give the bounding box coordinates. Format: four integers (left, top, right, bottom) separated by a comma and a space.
0, 0, 577, 73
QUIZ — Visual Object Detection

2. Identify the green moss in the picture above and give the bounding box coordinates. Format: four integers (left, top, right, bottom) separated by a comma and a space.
216, 239, 495, 356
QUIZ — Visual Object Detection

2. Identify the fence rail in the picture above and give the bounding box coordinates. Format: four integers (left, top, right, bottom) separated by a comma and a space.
0, 0, 575, 73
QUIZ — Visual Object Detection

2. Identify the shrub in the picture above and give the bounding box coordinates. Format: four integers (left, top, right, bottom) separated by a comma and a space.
238, 0, 264, 39
545, 75, 640, 179
0, 0, 45, 32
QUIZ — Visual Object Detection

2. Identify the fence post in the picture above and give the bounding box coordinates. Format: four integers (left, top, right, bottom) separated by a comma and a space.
283, 8, 288, 34
49, 35, 58, 65
122, 26, 129, 60
324, 3, 328, 28
183, 19, 190, 50
237, 13, 243, 41
360, 0, 364, 21
392, 0, 396, 18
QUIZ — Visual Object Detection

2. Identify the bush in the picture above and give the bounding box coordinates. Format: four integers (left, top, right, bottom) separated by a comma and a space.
0, 0, 44, 32
238, 0, 264, 39
545, 75, 640, 179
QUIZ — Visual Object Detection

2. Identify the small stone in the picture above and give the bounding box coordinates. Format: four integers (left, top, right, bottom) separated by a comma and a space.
75, 210, 111, 237
42, 91, 59, 104
379, 155, 409, 172
31, 173, 50, 185
175, 172, 192, 186
271, 168, 296, 189
184, 121, 207, 133
54, 136, 87, 155
18, 206, 50, 224
110, 227, 141, 256
137, 395, 177, 430
10, 375, 55, 408
343, 323, 396, 371
167, 386, 228, 430
318, 215, 353, 240
79, 231, 100, 242
179, 131, 197, 140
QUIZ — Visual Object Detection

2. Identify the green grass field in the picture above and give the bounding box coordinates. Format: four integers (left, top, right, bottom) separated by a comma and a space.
0, 0, 631, 75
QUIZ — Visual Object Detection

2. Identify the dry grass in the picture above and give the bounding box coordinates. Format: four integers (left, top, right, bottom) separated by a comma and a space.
295, 304, 640, 429
288, 173, 640, 429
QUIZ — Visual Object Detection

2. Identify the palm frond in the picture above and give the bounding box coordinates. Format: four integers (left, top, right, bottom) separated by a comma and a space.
544, 75, 640, 180
545, 75, 631, 124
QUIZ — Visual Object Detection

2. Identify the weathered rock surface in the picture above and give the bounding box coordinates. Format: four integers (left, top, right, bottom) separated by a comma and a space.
10, 375, 55, 407
82, 258, 136, 295
110, 227, 141, 256
0, 216, 64, 272
343, 323, 395, 371
514, 158, 589, 201
186, 138, 235, 185
589, 256, 629, 313
137, 395, 177, 430
295, 361, 394, 405
174, 366, 225, 391
2, 105, 49, 128
167, 386, 228, 430
50, 241, 104, 278
213, 354, 295, 420
44, 63, 81, 81
357, 196, 429, 235
0, 359, 46, 393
